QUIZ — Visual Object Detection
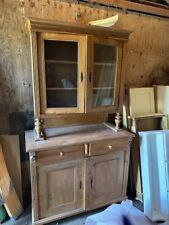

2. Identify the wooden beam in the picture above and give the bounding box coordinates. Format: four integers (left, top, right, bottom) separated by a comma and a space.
86, 0, 169, 18
28, 18, 132, 41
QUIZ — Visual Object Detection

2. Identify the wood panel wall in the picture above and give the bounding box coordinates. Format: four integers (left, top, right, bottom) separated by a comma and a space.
0, 0, 169, 134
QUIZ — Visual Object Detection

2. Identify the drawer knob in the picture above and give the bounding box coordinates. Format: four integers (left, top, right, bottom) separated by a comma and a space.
108, 145, 112, 150
60, 152, 64, 156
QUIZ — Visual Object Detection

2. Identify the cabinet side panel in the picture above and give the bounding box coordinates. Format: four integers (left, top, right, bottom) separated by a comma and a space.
30, 32, 40, 118
29, 152, 39, 222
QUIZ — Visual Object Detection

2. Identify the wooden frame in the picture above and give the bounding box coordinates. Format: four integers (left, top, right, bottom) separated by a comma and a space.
86, 36, 123, 113
38, 32, 85, 115
29, 19, 131, 133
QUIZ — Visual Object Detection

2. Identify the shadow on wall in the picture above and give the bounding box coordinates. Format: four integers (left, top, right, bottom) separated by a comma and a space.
149, 64, 169, 86
9, 110, 34, 161
8, 111, 34, 208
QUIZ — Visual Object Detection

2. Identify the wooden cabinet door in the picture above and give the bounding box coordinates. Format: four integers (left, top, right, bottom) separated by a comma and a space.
86, 36, 123, 113
37, 159, 85, 219
86, 151, 125, 209
37, 33, 86, 115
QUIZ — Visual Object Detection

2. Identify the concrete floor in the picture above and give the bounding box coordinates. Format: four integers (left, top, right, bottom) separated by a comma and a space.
2, 207, 106, 225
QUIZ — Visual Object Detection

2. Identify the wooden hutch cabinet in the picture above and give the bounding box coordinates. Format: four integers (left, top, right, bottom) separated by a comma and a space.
25, 18, 133, 225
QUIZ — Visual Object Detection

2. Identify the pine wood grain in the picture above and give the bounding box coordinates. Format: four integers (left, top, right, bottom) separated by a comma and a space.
25, 124, 134, 152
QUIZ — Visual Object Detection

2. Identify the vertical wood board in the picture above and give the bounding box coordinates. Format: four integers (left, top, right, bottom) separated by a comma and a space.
0, 135, 22, 203
0, 144, 23, 219
156, 85, 169, 129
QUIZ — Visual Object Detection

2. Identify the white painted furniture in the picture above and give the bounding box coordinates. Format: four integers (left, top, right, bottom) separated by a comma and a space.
124, 87, 167, 202
156, 85, 169, 129
128, 87, 166, 132
139, 130, 169, 221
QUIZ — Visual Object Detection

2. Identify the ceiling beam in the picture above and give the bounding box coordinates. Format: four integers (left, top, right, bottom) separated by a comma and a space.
86, 0, 169, 18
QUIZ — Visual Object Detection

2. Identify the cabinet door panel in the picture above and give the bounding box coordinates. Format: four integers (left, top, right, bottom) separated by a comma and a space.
38, 33, 85, 114
37, 159, 84, 219
86, 37, 123, 113
86, 151, 124, 209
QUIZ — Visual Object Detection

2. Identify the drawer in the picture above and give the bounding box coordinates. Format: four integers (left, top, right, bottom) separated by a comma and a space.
36, 145, 85, 163
89, 138, 129, 156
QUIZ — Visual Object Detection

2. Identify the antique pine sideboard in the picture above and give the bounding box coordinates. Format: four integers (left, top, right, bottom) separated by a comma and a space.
25, 18, 133, 225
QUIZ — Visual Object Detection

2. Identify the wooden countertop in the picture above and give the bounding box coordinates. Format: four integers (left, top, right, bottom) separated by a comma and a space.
25, 123, 134, 152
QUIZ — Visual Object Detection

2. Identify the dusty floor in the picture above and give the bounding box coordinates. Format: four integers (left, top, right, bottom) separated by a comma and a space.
2, 206, 106, 225
2, 201, 143, 225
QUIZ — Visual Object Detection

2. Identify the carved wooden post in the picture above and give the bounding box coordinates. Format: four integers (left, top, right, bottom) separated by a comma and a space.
115, 112, 122, 131
34, 118, 45, 141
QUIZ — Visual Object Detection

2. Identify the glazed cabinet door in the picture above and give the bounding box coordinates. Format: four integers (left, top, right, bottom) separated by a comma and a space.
86, 36, 123, 113
86, 151, 125, 209
37, 33, 86, 115
37, 159, 85, 219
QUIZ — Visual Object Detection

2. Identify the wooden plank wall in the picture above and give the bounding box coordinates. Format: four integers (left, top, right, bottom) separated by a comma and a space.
0, 0, 169, 134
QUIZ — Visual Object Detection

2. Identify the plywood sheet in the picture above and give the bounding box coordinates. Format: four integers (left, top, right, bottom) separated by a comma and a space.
0, 144, 23, 219
129, 87, 155, 116
0, 135, 22, 203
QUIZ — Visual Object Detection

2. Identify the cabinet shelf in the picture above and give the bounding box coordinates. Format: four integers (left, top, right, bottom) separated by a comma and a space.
94, 62, 115, 66
46, 60, 77, 65
46, 88, 77, 91
93, 87, 114, 90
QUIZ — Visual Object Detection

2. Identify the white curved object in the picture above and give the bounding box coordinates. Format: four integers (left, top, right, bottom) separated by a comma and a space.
89, 15, 118, 27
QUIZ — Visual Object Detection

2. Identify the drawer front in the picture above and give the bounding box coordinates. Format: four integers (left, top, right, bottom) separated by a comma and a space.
89, 138, 129, 156
37, 145, 85, 163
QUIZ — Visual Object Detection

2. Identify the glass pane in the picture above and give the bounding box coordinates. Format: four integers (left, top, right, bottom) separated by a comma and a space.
44, 40, 78, 108
92, 43, 117, 107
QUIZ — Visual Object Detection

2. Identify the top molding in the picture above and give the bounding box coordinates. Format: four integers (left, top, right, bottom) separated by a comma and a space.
28, 18, 132, 41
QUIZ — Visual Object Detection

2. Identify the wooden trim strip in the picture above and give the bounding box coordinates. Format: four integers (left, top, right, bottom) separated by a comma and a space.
30, 152, 39, 222
28, 18, 132, 41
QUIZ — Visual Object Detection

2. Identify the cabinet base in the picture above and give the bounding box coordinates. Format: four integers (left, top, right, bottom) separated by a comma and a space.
32, 196, 127, 225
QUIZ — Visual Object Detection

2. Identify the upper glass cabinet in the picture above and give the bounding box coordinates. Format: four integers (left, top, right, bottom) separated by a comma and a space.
37, 33, 122, 115
29, 19, 130, 118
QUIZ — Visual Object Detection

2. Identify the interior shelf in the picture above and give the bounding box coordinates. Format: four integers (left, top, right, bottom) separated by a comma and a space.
45, 60, 77, 64
46, 88, 77, 90
93, 87, 114, 90
94, 62, 115, 66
